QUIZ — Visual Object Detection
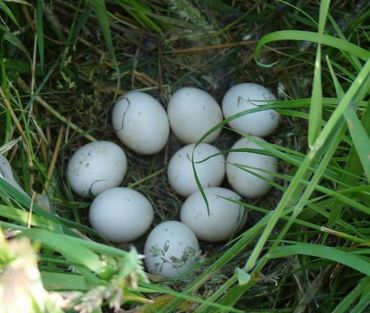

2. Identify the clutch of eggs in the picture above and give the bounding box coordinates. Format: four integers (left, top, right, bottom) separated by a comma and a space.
64, 83, 281, 280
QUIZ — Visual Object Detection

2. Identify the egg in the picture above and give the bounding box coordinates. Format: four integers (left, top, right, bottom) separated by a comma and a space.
0, 154, 26, 194
0, 154, 51, 210
112, 91, 170, 154
167, 143, 225, 197
144, 221, 200, 278
167, 87, 223, 143
89, 187, 154, 242
226, 137, 277, 198
222, 83, 280, 137
66, 141, 127, 198
180, 187, 247, 242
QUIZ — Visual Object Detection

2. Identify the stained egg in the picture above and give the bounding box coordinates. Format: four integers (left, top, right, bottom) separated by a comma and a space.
144, 221, 200, 278
222, 83, 280, 137
66, 141, 127, 198
112, 91, 170, 154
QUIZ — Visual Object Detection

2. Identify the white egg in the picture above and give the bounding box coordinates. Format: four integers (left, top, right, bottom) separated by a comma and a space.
222, 83, 280, 137
167, 143, 225, 197
167, 87, 223, 143
0, 154, 51, 210
0, 154, 26, 194
112, 91, 170, 154
89, 187, 154, 242
226, 137, 277, 198
66, 141, 127, 198
144, 221, 200, 278
180, 187, 247, 242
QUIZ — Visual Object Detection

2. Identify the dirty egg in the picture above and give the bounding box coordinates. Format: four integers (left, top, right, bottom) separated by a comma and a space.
66, 141, 127, 198
112, 91, 170, 155
144, 221, 200, 278
222, 83, 280, 137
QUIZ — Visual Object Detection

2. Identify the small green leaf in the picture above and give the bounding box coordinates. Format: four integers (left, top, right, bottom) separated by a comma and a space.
235, 267, 251, 286
1, 27, 31, 61
308, 0, 330, 146
255, 30, 370, 66
36, 0, 45, 72
308, 44, 322, 148
21, 228, 104, 274
87, 0, 117, 66
0, 0, 20, 27
268, 243, 370, 276
41, 272, 89, 291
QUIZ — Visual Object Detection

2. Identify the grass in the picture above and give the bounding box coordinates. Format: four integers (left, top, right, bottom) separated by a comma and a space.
0, 0, 370, 312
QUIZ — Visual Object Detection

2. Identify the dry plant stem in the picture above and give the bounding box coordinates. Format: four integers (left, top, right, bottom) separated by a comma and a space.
132, 70, 159, 88
21, 4, 35, 31
128, 169, 165, 189
293, 268, 330, 313
0, 86, 35, 193
62, 27, 106, 57
31, 33, 37, 93
43, 126, 64, 194
28, 191, 36, 228
164, 40, 256, 54
17, 78, 96, 142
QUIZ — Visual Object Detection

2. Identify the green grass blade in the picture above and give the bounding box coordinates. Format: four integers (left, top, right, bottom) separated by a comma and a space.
243, 56, 370, 278
20, 228, 104, 273
308, 44, 323, 147
67, 5, 93, 44
268, 243, 370, 275
308, 0, 330, 147
326, 56, 370, 182
350, 289, 370, 312
343, 104, 370, 183
332, 277, 370, 313
1, 26, 31, 61
276, 0, 318, 27
115, 0, 161, 32
0, 0, 20, 27
311, 57, 370, 151
87, 0, 116, 63
255, 30, 370, 66
324, 56, 369, 231
36, 0, 45, 72
41, 272, 90, 291
327, 14, 362, 72
0, 204, 63, 232
87, 0, 120, 95
318, 0, 330, 34
140, 283, 244, 313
